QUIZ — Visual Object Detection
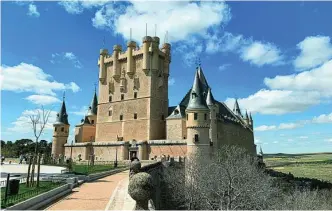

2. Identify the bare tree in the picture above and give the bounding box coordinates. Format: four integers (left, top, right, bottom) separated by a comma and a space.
27, 106, 51, 188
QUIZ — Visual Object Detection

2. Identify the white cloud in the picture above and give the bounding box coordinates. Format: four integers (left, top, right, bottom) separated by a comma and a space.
51, 52, 83, 68
294, 36, 332, 70
312, 112, 332, 124
325, 138, 332, 143
298, 136, 308, 139
206, 32, 245, 54
0, 63, 80, 96
254, 139, 261, 144
59, 0, 109, 14
273, 141, 279, 144
70, 106, 88, 116
7, 109, 57, 135
225, 89, 321, 115
175, 37, 203, 66
255, 125, 277, 131
25, 95, 61, 105
254, 112, 332, 132
27, 4, 40, 17
218, 64, 231, 71
264, 59, 332, 97
168, 77, 175, 86
240, 41, 284, 67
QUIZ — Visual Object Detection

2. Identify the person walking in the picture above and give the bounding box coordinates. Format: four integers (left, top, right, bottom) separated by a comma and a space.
19, 154, 23, 164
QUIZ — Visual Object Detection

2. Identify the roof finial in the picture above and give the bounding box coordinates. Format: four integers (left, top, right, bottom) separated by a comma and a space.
198, 57, 201, 67
103, 36, 105, 48
94, 82, 97, 93
145, 23, 147, 36
130, 28, 132, 41
63, 91, 66, 101
155, 24, 157, 37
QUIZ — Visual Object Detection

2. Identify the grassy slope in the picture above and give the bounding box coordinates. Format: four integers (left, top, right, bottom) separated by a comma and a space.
264, 153, 332, 182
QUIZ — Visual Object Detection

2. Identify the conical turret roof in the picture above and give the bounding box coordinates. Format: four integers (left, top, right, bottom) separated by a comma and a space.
186, 70, 209, 111
206, 88, 215, 106
87, 90, 98, 116
54, 99, 69, 125
197, 65, 209, 91
245, 110, 249, 120
233, 99, 242, 117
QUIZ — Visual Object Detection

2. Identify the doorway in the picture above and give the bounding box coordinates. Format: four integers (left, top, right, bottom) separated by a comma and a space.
129, 151, 138, 160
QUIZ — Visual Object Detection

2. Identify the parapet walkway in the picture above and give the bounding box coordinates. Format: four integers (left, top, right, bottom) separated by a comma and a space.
45, 170, 135, 210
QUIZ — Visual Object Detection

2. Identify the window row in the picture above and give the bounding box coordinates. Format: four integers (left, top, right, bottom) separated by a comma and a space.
108, 111, 165, 121
109, 92, 138, 102
186, 113, 209, 120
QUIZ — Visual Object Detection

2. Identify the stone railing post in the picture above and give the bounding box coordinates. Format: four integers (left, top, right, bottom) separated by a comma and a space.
128, 160, 154, 210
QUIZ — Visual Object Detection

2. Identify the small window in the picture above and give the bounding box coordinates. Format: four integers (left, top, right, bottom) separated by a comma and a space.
204, 113, 207, 120
183, 136, 186, 139
121, 94, 124, 100
120, 114, 123, 121
174, 109, 179, 115
91, 120, 94, 124
134, 113, 137, 119
186, 114, 188, 120
55, 128, 57, 132
192, 92, 197, 98
161, 114, 165, 120
109, 96, 112, 102
134, 92, 137, 99
194, 113, 198, 120
194, 134, 199, 142
109, 110, 112, 116
61, 127, 64, 132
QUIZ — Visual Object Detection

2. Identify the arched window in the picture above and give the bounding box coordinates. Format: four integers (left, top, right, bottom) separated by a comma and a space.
194, 113, 198, 120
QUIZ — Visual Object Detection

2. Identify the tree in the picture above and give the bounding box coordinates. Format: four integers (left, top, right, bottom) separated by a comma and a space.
27, 107, 51, 188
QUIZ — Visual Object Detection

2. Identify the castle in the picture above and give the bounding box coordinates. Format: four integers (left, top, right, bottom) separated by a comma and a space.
51, 35, 256, 161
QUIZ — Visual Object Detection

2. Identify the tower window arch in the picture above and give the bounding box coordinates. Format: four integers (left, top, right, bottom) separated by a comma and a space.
194, 113, 198, 120
194, 134, 199, 142
204, 113, 207, 120
55, 127, 57, 132
109, 95, 112, 102
108, 107, 113, 116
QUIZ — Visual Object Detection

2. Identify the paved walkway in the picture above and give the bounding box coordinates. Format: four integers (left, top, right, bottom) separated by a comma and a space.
45, 170, 135, 210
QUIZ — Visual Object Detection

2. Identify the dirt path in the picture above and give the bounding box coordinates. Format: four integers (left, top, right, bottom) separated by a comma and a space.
45, 170, 131, 210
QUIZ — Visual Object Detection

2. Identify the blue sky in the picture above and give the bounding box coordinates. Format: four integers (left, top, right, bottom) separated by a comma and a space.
1, 1, 332, 154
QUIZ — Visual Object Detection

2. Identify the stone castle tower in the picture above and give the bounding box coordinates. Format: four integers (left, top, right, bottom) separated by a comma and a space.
186, 69, 211, 158
51, 97, 69, 157
96, 36, 171, 142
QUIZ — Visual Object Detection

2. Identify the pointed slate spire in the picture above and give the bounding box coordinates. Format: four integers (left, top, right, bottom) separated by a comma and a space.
245, 110, 249, 120
197, 64, 209, 91
87, 89, 98, 116
233, 99, 242, 117
249, 112, 253, 122
187, 70, 209, 110
54, 97, 69, 125
206, 88, 215, 106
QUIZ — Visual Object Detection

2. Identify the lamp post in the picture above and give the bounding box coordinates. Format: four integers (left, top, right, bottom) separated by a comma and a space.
70, 140, 74, 160
114, 146, 118, 168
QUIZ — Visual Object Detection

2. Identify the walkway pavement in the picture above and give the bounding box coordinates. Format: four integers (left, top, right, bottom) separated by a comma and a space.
45, 170, 135, 210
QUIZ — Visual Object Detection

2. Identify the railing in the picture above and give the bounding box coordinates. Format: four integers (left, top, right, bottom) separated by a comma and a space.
0, 177, 27, 188
0, 180, 66, 209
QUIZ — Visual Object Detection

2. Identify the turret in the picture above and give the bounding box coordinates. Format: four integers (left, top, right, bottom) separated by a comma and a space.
249, 112, 253, 129
206, 88, 218, 147
52, 97, 70, 158
233, 99, 242, 117
162, 43, 171, 76
151, 36, 160, 72
142, 36, 153, 74
186, 69, 211, 158
112, 45, 122, 80
126, 41, 136, 76
99, 49, 108, 84
86, 89, 98, 125
244, 110, 250, 126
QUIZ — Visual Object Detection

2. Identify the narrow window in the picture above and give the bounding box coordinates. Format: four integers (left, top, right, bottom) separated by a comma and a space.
134, 113, 137, 119
186, 114, 188, 120
55, 128, 57, 132
134, 92, 137, 99
204, 113, 207, 120
120, 114, 123, 121
91, 120, 94, 124
194, 113, 198, 120
61, 127, 64, 132
194, 134, 199, 142
109, 96, 112, 102
109, 110, 112, 116
161, 114, 165, 120
121, 94, 124, 100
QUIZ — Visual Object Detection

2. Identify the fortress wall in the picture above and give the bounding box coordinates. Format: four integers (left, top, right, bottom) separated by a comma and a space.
64, 146, 88, 161
218, 121, 255, 155
166, 119, 186, 140
147, 145, 187, 159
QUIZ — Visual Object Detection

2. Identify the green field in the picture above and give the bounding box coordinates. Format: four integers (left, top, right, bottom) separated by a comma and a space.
264, 153, 332, 182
